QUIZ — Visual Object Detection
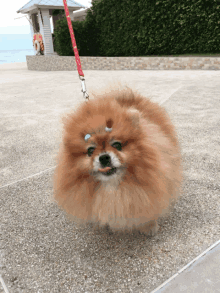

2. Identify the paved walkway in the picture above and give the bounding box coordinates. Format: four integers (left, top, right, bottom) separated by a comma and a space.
0, 62, 219, 293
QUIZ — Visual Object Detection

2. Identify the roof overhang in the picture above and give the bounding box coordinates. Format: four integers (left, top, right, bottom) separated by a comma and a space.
17, 4, 84, 14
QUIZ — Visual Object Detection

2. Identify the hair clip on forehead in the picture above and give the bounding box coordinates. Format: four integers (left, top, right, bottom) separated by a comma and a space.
84, 134, 91, 142
106, 118, 113, 132
84, 119, 113, 141
105, 126, 112, 132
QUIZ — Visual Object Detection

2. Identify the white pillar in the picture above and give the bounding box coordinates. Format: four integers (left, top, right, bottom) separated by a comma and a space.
38, 8, 54, 55
28, 13, 35, 40
28, 13, 35, 51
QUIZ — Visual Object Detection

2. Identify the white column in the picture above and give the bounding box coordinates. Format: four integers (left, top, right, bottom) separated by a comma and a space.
28, 13, 35, 52
38, 8, 54, 55
28, 13, 35, 40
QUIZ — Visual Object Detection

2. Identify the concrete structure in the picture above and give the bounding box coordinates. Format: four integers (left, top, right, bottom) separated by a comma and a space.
0, 63, 220, 292
17, 0, 87, 55
26, 55, 220, 71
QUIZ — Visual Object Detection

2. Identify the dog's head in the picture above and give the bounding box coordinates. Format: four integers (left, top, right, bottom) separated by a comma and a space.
61, 92, 147, 185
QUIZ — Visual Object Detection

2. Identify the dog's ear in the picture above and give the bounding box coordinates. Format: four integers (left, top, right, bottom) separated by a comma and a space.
127, 107, 141, 126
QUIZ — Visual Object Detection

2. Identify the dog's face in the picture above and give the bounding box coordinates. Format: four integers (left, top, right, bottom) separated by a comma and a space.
62, 99, 145, 186
86, 136, 126, 182
82, 115, 127, 183
82, 110, 143, 184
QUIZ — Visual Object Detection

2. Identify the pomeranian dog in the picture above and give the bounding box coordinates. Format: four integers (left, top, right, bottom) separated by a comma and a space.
53, 84, 182, 235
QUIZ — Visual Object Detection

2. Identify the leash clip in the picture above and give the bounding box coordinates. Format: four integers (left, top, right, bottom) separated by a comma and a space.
79, 75, 89, 101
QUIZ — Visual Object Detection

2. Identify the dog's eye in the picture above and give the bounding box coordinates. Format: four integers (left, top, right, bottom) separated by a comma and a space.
87, 147, 95, 156
112, 142, 122, 151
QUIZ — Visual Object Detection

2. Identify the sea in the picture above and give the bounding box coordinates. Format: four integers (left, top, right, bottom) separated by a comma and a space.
0, 34, 35, 65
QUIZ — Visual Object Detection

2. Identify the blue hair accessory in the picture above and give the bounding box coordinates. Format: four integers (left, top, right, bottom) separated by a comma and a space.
84, 119, 113, 141
84, 134, 91, 141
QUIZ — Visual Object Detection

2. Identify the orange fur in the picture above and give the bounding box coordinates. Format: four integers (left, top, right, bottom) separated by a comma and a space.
53, 85, 182, 234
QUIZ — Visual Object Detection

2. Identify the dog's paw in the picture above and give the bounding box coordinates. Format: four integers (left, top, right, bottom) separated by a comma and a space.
137, 220, 159, 236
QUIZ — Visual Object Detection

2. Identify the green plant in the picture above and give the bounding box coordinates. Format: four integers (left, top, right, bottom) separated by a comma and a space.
53, 0, 220, 57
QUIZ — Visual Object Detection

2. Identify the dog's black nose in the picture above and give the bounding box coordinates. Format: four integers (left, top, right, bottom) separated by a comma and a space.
99, 154, 111, 167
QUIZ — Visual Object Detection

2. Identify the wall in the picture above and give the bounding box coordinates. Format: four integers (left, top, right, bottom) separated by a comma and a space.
26, 55, 220, 71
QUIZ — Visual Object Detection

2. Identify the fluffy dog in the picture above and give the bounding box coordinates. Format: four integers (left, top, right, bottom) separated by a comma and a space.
53, 84, 182, 235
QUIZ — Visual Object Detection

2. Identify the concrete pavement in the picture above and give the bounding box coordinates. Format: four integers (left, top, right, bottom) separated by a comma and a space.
152, 240, 220, 293
0, 62, 220, 292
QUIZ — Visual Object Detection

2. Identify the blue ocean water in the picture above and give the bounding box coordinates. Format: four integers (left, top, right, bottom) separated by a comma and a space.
0, 34, 35, 64
0, 49, 35, 64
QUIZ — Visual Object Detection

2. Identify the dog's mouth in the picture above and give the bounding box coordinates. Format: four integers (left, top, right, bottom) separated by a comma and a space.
98, 166, 117, 176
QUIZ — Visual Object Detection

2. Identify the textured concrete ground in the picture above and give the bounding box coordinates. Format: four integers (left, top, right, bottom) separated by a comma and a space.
0, 62, 219, 292
153, 241, 220, 293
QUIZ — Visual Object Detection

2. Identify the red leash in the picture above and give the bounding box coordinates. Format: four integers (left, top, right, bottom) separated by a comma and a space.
63, 0, 89, 100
